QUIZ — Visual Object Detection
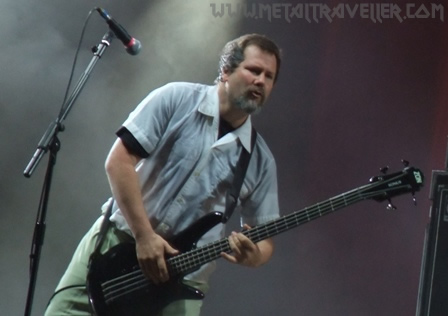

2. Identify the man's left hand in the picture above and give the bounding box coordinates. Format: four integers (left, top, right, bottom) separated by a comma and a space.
221, 224, 273, 267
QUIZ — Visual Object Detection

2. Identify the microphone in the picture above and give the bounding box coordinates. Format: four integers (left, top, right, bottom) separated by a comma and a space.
96, 7, 142, 55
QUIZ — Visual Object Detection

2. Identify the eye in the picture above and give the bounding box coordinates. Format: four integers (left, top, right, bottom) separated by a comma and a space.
246, 66, 261, 75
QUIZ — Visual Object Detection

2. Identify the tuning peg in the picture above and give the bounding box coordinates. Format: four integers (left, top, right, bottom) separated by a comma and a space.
402, 159, 410, 167
387, 199, 397, 210
380, 166, 389, 174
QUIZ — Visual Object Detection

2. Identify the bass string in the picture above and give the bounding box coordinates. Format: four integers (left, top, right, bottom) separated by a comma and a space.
100, 175, 399, 303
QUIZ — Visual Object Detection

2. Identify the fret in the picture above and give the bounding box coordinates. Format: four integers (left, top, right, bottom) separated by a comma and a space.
342, 193, 348, 206
304, 207, 311, 222
328, 199, 335, 211
317, 203, 322, 216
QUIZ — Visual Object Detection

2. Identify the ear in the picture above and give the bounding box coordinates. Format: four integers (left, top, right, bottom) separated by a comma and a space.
220, 66, 230, 82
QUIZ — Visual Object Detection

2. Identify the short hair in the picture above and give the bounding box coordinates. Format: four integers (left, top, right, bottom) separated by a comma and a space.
216, 34, 282, 84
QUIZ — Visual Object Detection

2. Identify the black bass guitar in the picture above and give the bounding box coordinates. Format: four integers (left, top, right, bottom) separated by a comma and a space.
87, 165, 424, 315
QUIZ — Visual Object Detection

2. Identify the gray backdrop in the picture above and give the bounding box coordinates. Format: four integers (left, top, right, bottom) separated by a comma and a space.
2, 0, 448, 315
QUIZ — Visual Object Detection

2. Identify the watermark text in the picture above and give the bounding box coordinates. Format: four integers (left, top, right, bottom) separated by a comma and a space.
210, 3, 445, 23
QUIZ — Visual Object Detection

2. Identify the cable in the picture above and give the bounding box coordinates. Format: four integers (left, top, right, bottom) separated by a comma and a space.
57, 8, 97, 120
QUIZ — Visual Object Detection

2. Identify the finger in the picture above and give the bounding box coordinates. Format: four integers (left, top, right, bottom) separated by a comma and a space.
139, 259, 158, 284
229, 234, 242, 256
221, 252, 237, 264
165, 243, 179, 256
228, 233, 235, 248
139, 255, 166, 284
156, 257, 169, 282
236, 233, 255, 250
235, 233, 254, 252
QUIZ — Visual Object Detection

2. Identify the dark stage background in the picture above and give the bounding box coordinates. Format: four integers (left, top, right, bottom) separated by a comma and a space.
1, 0, 448, 315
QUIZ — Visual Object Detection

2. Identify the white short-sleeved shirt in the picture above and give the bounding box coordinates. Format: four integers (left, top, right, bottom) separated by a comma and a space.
106, 82, 280, 282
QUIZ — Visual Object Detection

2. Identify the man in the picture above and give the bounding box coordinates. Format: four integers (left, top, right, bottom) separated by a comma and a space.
45, 33, 282, 315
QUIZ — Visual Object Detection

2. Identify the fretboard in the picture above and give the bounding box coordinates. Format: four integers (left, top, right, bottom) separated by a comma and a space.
167, 183, 376, 277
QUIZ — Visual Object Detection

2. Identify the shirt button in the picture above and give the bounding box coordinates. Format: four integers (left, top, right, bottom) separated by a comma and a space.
158, 222, 170, 234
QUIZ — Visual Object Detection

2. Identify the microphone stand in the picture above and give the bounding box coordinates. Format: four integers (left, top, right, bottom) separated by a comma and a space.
23, 30, 114, 316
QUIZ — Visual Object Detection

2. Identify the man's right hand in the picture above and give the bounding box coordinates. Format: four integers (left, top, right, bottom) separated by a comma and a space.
135, 233, 179, 284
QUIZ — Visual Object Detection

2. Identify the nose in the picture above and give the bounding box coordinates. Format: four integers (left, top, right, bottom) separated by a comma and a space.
254, 73, 266, 86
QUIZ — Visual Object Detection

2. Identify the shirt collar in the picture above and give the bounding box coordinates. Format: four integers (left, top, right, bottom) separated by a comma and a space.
199, 85, 254, 153
232, 116, 253, 152
198, 85, 219, 117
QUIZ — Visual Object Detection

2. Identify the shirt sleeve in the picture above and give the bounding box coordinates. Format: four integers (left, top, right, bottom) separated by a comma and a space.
116, 127, 150, 158
121, 83, 179, 155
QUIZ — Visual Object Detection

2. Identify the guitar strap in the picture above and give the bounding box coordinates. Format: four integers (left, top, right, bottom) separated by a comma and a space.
90, 198, 114, 261
222, 127, 257, 223
90, 127, 257, 257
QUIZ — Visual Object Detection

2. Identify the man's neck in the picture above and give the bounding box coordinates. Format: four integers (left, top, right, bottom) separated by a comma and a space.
217, 82, 249, 129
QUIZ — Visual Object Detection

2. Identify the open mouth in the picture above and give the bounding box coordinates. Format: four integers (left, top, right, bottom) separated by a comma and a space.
250, 90, 263, 99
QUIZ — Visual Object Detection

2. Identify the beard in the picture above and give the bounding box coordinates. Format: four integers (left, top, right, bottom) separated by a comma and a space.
232, 91, 264, 115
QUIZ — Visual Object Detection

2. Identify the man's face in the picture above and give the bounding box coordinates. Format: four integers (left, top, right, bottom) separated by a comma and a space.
222, 45, 277, 115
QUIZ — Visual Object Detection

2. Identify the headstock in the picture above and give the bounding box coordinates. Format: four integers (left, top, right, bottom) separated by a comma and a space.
365, 160, 424, 209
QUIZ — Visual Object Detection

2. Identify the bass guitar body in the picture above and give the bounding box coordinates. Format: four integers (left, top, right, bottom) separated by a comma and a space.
87, 212, 224, 316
